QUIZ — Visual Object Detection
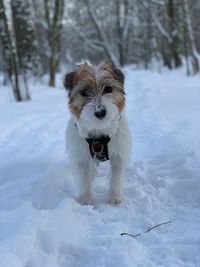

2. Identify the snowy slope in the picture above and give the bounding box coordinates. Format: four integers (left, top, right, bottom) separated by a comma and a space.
0, 68, 200, 267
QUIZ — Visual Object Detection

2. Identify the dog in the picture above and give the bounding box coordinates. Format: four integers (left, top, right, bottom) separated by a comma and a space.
64, 61, 132, 205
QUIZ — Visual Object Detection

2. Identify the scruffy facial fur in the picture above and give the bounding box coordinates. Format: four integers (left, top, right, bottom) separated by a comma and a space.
64, 61, 132, 205
64, 61, 125, 138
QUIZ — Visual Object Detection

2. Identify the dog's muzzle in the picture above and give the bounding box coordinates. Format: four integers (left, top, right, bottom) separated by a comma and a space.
86, 135, 110, 161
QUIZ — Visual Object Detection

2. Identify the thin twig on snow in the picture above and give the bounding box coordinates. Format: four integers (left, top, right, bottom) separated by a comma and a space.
121, 220, 172, 238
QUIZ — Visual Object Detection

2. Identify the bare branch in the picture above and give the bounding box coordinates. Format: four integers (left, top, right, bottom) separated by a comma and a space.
121, 220, 172, 238
144, 220, 172, 233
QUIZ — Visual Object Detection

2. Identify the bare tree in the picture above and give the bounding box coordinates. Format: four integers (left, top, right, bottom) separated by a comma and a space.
166, 0, 182, 68
183, 0, 200, 74
1, 0, 200, 84
116, 0, 133, 66
83, 0, 120, 67
44, 0, 65, 87
0, 0, 22, 101
11, 0, 38, 100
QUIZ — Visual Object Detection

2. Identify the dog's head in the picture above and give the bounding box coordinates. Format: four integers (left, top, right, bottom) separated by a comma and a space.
64, 61, 125, 136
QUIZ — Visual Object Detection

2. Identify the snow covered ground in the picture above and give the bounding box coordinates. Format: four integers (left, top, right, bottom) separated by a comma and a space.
0, 68, 200, 267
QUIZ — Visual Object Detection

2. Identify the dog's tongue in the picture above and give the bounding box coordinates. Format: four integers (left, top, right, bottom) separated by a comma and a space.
86, 136, 110, 162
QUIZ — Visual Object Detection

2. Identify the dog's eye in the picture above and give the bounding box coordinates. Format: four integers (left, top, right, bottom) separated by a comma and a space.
103, 86, 113, 94
80, 89, 89, 97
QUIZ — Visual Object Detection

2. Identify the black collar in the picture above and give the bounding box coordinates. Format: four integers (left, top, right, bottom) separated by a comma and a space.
86, 135, 110, 162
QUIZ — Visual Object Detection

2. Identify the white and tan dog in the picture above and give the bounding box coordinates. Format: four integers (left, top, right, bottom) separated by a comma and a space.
64, 61, 131, 205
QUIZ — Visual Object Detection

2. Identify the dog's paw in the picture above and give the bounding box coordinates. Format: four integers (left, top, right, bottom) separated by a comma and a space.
77, 194, 93, 205
108, 194, 123, 205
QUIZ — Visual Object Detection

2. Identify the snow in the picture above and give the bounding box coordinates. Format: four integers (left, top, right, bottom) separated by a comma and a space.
0, 68, 200, 267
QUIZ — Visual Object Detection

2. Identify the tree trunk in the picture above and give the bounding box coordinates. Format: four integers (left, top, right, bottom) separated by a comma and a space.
11, 0, 38, 99
49, 62, 56, 87
183, 0, 200, 74
45, 0, 64, 87
0, 0, 22, 101
116, 0, 124, 66
167, 0, 182, 68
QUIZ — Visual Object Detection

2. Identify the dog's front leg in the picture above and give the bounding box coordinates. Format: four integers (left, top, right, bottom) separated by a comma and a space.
109, 155, 124, 204
76, 161, 93, 205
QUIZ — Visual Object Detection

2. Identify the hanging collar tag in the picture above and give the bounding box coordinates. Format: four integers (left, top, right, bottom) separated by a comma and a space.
86, 135, 110, 162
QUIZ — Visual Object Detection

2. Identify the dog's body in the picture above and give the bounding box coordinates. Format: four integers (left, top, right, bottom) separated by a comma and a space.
64, 61, 131, 205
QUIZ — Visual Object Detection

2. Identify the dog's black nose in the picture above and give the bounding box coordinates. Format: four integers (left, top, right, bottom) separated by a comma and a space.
94, 107, 106, 119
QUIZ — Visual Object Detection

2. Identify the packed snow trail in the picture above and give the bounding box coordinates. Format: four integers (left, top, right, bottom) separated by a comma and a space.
0, 69, 200, 267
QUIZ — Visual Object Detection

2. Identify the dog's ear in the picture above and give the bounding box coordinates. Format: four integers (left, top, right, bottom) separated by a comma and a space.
63, 71, 76, 93
114, 68, 124, 85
